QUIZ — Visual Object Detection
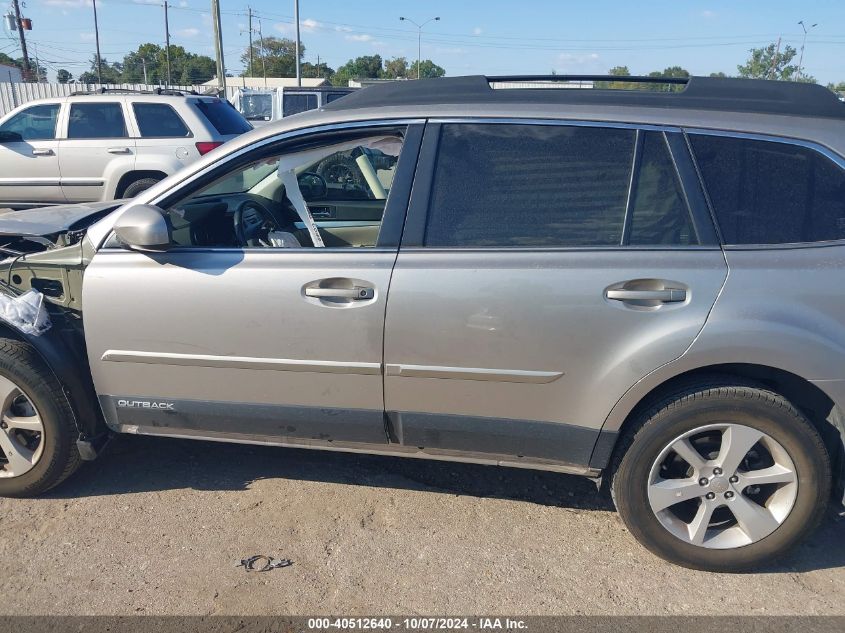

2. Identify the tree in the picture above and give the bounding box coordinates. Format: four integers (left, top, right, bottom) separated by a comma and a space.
301, 61, 334, 80
383, 56, 410, 79
737, 43, 814, 82
409, 59, 445, 79
240, 37, 303, 78
827, 81, 845, 93
644, 66, 689, 91
709, 71, 728, 78
78, 57, 123, 84
56, 69, 73, 84
336, 55, 383, 80
596, 65, 636, 89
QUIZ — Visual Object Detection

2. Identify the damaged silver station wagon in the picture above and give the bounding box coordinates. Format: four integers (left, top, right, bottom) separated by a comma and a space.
0, 75, 843, 572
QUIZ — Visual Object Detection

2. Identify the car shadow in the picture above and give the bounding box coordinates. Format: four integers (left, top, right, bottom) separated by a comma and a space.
44, 434, 844, 574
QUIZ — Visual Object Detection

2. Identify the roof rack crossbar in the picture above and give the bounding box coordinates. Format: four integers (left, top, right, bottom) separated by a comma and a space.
487, 74, 689, 84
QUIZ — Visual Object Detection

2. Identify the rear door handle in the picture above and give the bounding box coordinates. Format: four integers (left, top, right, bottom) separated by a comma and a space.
31, 148, 54, 156
606, 289, 687, 302
107, 147, 132, 154
305, 286, 374, 300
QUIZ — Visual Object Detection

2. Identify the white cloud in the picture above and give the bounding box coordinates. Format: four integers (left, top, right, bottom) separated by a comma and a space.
301, 18, 321, 32
346, 33, 373, 42
178, 0, 188, 6
334, 25, 352, 33
472, 27, 483, 36
274, 17, 322, 35
79, 31, 95, 41
43, 0, 93, 8
176, 27, 199, 38
554, 52, 603, 73
132, 0, 160, 5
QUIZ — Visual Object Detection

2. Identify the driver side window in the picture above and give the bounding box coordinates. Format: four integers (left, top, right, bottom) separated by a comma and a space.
0, 104, 60, 141
162, 131, 404, 249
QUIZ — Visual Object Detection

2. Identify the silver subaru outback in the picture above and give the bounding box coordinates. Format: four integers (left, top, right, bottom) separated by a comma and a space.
0, 75, 842, 572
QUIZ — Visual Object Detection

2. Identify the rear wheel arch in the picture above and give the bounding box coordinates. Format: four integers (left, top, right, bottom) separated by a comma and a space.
115, 170, 168, 198
600, 363, 843, 502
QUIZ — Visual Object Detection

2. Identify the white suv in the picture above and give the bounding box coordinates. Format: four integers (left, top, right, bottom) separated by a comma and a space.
0, 89, 252, 208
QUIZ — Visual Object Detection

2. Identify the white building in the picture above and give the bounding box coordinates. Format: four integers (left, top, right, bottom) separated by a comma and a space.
0, 63, 23, 83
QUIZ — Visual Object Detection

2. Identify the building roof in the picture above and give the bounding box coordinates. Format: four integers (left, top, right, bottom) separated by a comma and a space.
204, 77, 329, 88
325, 75, 845, 119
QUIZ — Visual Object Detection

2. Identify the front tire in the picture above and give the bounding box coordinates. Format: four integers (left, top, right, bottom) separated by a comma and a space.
612, 381, 831, 572
121, 176, 162, 199
0, 339, 81, 497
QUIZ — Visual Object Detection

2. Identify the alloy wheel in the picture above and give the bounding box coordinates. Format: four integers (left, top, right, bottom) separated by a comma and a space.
0, 375, 45, 479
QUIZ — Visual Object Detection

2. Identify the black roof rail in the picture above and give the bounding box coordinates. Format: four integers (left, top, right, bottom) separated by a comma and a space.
324, 74, 845, 119
68, 87, 195, 97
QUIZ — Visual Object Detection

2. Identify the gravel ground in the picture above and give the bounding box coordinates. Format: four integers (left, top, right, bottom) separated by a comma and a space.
0, 434, 842, 615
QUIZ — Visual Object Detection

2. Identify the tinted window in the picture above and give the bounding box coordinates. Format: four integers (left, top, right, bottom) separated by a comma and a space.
425, 124, 635, 247
691, 135, 845, 244
0, 104, 60, 140
325, 92, 350, 104
283, 93, 318, 117
132, 103, 190, 137
629, 132, 698, 245
195, 100, 252, 135
68, 103, 127, 139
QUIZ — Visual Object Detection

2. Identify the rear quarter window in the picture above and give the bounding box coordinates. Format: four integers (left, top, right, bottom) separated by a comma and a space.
690, 134, 845, 245
132, 103, 190, 138
195, 100, 252, 135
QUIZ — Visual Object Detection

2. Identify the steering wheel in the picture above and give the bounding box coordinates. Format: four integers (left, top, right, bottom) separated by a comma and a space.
233, 200, 281, 247
297, 171, 328, 200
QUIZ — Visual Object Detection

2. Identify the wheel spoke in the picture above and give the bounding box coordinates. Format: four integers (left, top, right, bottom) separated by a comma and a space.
0, 427, 35, 475
729, 494, 781, 542
717, 425, 763, 475
3, 414, 42, 432
0, 375, 19, 409
739, 464, 796, 488
687, 500, 717, 545
670, 437, 707, 471
648, 478, 705, 512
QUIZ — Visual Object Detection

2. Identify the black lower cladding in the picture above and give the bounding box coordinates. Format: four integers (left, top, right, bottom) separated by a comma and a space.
390, 411, 602, 466
99, 396, 389, 444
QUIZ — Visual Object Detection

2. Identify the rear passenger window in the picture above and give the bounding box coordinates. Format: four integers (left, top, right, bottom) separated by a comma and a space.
424, 124, 635, 247
283, 93, 318, 117
133, 103, 190, 138
690, 135, 845, 244
68, 103, 127, 139
195, 100, 252, 135
629, 132, 697, 245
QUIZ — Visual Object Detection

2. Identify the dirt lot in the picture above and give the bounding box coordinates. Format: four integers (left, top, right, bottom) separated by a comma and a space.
0, 434, 842, 615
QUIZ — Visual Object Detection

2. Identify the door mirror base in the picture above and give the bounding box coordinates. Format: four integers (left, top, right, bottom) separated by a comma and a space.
113, 204, 172, 251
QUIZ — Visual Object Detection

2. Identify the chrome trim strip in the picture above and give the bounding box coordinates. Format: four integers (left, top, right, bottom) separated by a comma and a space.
0, 180, 61, 187
102, 349, 381, 375
60, 179, 105, 187
429, 116, 683, 134
385, 363, 563, 383
118, 424, 600, 477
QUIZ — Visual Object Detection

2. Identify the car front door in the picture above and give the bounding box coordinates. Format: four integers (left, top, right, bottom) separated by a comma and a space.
0, 102, 64, 205
83, 122, 423, 446
60, 100, 136, 202
382, 121, 729, 468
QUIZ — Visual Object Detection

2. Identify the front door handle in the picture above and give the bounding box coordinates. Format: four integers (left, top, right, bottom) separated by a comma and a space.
305, 286, 374, 300
606, 289, 687, 303
31, 148, 54, 156
107, 147, 132, 154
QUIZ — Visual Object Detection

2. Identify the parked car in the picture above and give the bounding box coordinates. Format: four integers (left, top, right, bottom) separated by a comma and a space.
0, 75, 843, 572
0, 88, 252, 208
231, 86, 356, 126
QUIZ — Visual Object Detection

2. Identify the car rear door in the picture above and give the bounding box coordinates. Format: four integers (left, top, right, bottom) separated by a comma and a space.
60, 99, 136, 202
382, 121, 728, 468
129, 100, 197, 176
0, 102, 64, 205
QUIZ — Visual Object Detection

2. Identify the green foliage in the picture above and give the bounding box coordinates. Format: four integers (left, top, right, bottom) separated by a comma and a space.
709, 71, 728, 78
737, 43, 815, 83
383, 57, 410, 79
56, 69, 72, 84
241, 37, 304, 78
336, 55, 384, 80
75, 44, 216, 85
301, 61, 334, 79
409, 59, 446, 79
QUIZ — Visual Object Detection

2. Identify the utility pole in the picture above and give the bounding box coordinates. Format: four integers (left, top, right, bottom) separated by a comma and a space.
796, 20, 818, 81
247, 6, 254, 77
163, 0, 172, 85
32, 42, 40, 82
141, 57, 148, 84
768, 36, 781, 80
257, 19, 266, 87
92, 0, 102, 83
10, 0, 31, 80
399, 16, 440, 79
294, 0, 301, 86
210, 0, 226, 92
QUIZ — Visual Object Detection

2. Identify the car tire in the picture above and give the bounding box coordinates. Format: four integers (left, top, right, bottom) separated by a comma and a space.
611, 380, 831, 572
121, 177, 162, 199
0, 338, 81, 497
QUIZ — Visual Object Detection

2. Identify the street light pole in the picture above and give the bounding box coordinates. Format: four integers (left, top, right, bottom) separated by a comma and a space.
399, 16, 440, 79
796, 20, 818, 81
294, 0, 301, 86
92, 0, 102, 83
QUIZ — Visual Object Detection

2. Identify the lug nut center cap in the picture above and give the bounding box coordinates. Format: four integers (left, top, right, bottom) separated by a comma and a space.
709, 476, 730, 494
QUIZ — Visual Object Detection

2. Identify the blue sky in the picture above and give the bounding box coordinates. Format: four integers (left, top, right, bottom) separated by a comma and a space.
2, 0, 843, 83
